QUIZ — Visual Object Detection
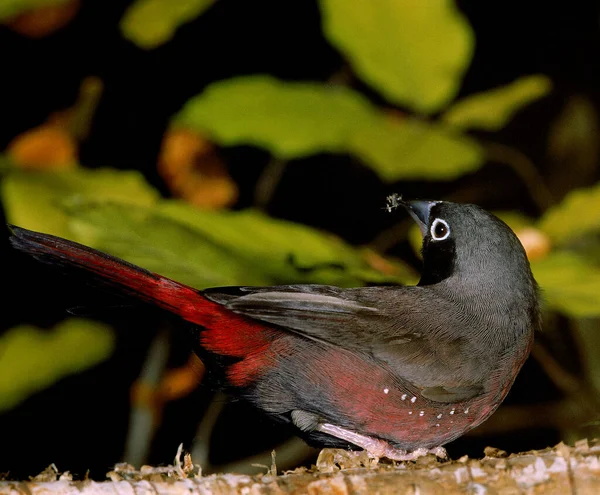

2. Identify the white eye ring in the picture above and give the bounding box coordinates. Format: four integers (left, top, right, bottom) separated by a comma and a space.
430, 218, 450, 241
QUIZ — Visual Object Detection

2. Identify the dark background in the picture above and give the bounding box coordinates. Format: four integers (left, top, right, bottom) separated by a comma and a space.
1, 0, 600, 480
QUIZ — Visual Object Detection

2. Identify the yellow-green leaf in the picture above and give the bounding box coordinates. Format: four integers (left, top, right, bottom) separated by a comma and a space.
174, 76, 379, 158
64, 200, 416, 288
158, 201, 418, 286
319, 0, 474, 114
1, 167, 160, 237
546, 96, 599, 198
1, 165, 415, 288
65, 201, 271, 288
442, 75, 552, 131
352, 116, 483, 181
493, 211, 536, 232
0, 319, 114, 411
538, 182, 600, 244
174, 76, 484, 181
532, 252, 600, 317
120, 0, 215, 49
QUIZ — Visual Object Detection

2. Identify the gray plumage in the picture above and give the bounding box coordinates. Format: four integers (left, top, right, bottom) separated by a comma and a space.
205, 202, 541, 406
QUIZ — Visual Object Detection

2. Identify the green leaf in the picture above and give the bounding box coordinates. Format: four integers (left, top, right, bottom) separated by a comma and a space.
408, 224, 423, 260
174, 76, 379, 157
0, 0, 68, 20
493, 211, 536, 232
1, 167, 160, 237
120, 0, 214, 49
1, 165, 415, 288
174, 76, 484, 181
66, 201, 272, 289
157, 201, 418, 286
0, 319, 114, 411
532, 252, 600, 317
64, 200, 416, 288
546, 96, 599, 198
352, 116, 483, 181
442, 75, 552, 131
538, 182, 600, 244
319, 0, 474, 114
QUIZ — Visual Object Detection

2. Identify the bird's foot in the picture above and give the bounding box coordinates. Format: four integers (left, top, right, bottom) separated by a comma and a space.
316, 423, 447, 462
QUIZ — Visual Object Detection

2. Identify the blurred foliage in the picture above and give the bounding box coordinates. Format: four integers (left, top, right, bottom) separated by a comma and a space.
2, 0, 600, 477
158, 129, 238, 209
1, 166, 158, 235
7, 125, 77, 170
174, 74, 551, 181
2, 164, 416, 289
320, 0, 474, 113
1, 0, 79, 38
539, 182, 600, 244
0, 0, 68, 20
0, 318, 114, 411
6, 76, 102, 170
547, 96, 599, 187
120, 0, 215, 49
532, 252, 600, 318
442, 75, 553, 131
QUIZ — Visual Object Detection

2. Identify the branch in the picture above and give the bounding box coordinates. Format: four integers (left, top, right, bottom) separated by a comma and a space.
2, 440, 599, 494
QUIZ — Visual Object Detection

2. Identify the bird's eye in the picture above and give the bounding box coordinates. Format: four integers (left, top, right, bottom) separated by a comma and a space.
430, 218, 450, 241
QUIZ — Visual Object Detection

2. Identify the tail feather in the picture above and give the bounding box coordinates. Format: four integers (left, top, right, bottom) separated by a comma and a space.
9, 225, 210, 320
9, 225, 285, 387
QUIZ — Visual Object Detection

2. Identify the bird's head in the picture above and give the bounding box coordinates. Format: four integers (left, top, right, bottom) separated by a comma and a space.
402, 200, 537, 299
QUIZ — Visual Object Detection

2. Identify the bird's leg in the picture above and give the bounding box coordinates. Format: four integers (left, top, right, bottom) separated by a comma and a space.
316, 423, 447, 461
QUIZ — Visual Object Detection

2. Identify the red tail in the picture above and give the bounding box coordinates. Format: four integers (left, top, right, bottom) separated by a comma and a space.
9, 225, 214, 319
9, 226, 282, 386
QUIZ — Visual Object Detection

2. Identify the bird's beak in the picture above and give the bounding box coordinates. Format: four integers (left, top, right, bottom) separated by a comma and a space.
403, 200, 433, 236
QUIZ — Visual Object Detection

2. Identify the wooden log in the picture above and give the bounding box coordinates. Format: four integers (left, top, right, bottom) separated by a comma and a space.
1, 439, 598, 494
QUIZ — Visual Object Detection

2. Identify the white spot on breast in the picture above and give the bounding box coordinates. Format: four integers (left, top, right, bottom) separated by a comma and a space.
411, 396, 417, 403
450, 409, 455, 415
464, 408, 470, 414
401, 394, 407, 400
437, 414, 442, 419
408, 411, 413, 415
383, 388, 389, 394
436, 424, 440, 427
419, 411, 424, 416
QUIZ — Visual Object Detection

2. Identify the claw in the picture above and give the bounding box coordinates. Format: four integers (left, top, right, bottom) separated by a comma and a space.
316, 423, 447, 462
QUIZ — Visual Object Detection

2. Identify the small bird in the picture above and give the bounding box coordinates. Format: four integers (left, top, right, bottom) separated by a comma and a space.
8, 199, 541, 461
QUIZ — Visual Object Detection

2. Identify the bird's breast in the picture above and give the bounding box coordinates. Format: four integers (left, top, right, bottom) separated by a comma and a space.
289, 346, 495, 450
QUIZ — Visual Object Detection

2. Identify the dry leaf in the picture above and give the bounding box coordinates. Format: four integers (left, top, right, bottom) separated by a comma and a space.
515, 227, 552, 261
159, 128, 238, 209
7, 77, 102, 170
158, 354, 205, 401
8, 125, 77, 170
8, 0, 80, 38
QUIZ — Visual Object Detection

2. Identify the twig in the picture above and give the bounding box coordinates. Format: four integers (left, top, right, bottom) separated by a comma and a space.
190, 392, 228, 468
123, 328, 170, 466
254, 158, 287, 209
531, 342, 600, 415
483, 141, 556, 212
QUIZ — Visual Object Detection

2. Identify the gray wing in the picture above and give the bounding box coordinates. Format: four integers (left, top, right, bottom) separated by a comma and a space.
203, 284, 391, 346
203, 284, 483, 402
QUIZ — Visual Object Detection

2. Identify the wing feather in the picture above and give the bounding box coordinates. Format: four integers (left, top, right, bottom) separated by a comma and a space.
203, 284, 484, 402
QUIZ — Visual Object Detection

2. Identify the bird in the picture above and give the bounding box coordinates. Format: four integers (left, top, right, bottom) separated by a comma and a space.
8, 199, 541, 461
